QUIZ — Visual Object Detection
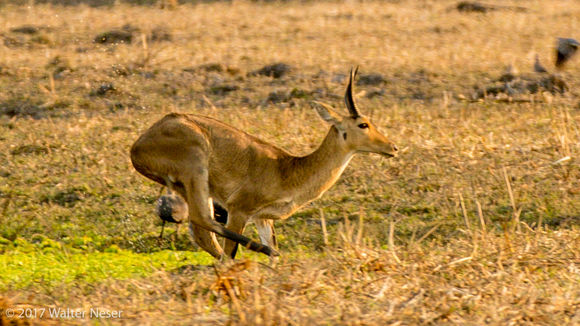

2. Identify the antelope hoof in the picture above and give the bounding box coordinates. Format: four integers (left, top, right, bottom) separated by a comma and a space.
247, 240, 279, 257
264, 246, 280, 257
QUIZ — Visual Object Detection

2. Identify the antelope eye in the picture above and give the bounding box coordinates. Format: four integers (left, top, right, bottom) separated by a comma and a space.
358, 123, 369, 129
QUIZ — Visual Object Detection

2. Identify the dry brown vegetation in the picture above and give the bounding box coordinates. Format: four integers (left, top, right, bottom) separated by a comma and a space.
3, 229, 579, 325
0, 0, 579, 325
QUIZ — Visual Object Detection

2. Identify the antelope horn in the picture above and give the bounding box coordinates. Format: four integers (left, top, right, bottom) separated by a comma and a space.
344, 66, 360, 118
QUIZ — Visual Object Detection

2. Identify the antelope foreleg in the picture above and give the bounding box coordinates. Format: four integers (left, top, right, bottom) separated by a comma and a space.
255, 219, 278, 250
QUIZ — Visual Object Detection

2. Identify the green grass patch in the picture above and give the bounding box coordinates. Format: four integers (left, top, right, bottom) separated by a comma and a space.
0, 237, 214, 290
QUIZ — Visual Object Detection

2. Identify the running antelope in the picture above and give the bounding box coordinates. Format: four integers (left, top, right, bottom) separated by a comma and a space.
130, 67, 398, 259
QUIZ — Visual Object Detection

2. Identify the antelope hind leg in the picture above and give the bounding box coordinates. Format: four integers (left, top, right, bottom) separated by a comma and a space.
188, 223, 223, 258
180, 162, 276, 258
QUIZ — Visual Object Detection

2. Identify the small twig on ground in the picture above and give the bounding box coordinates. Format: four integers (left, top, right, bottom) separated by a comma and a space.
202, 94, 218, 111
503, 167, 521, 232
389, 219, 401, 264
356, 207, 364, 246
476, 199, 486, 238
414, 222, 442, 246
459, 193, 471, 232
319, 208, 328, 246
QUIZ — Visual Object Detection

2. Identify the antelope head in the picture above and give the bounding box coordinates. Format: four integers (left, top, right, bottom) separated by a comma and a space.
311, 67, 398, 158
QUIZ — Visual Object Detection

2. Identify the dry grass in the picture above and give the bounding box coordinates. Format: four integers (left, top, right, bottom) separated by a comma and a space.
2, 229, 579, 325
0, 0, 579, 324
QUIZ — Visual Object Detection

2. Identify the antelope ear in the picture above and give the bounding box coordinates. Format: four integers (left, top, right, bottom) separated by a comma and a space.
310, 101, 342, 125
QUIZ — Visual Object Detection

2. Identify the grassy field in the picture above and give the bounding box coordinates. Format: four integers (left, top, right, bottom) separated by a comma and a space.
0, 0, 579, 324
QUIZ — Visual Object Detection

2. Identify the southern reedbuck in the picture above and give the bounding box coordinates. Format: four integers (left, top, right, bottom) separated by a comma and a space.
130, 67, 398, 259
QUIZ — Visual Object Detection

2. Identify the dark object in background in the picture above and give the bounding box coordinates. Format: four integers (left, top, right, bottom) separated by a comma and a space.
555, 38, 579, 68
156, 188, 228, 239
456, 1, 491, 13
94, 24, 138, 44
357, 73, 385, 86
10, 25, 52, 34
150, 26, 172, 42
456, 1, 527, 13
91, 83, 116, 96
156, 189, 188, 239
249, 63, 293, 79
